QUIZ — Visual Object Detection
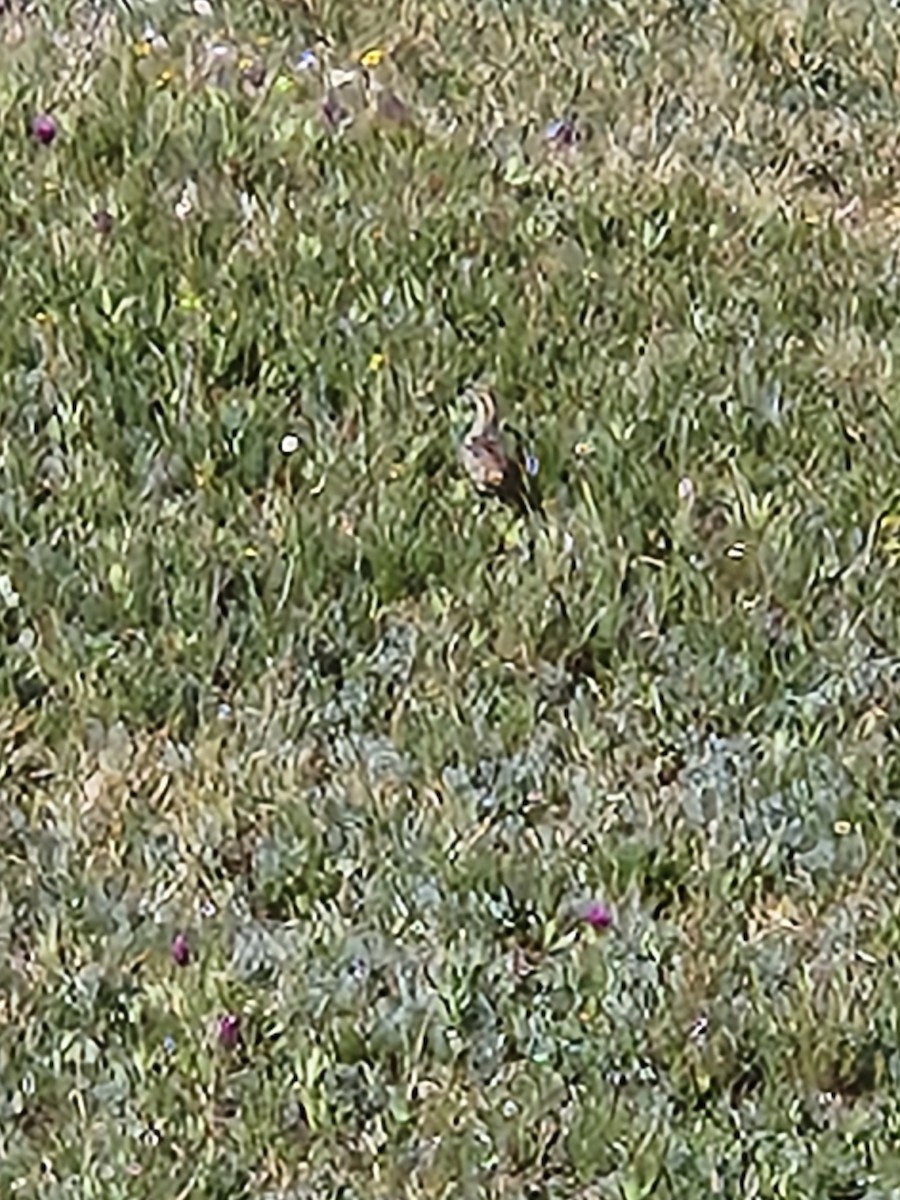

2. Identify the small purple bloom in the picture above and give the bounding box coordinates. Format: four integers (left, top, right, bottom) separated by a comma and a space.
32, 113, 57, 146
296, 49, 318, 71
217, 1013, 241, 1050
525, 452, 540, 477
582, 900, 613, 930
171, 932, 190, 966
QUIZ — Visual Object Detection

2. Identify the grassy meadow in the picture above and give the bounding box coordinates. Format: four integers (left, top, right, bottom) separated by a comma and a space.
4, 0, 900, 1194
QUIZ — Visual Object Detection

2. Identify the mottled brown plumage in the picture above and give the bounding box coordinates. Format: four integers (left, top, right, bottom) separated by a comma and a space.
458, 387, 537, 515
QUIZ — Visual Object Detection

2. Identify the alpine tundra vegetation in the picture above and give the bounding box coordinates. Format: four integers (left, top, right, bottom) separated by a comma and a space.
3, 0, 900, 1197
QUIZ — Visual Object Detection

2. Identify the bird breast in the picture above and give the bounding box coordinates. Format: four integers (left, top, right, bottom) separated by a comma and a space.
461, 434, 511, 491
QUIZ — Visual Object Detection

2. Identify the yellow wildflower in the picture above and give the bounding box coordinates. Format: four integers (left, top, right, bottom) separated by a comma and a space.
368, 351, 387, 372
178, 290, 202, 312
133, 40, 152, 57
360, 47, 385, 68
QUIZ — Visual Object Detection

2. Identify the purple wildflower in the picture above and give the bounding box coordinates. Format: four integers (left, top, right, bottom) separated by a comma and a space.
32, 113, 57, 146
171, 932, 191, 966
217, 1013, 241, 1050
582, 900, 613, 930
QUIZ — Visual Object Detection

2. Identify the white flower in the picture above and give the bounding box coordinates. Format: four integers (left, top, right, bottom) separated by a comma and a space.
280, 433, 300, 455
193, 0, 213, 14
143, 22, 168, 52
206, 42, 232, 63
238, 190, 258, 224
0, 573, 20, 608
677, 475, 695, 506
174, 180, 196, 221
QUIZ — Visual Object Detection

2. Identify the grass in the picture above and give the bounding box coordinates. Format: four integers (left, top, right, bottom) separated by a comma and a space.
3, 0, 900, 1194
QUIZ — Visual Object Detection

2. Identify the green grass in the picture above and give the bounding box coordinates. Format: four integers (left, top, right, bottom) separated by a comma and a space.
4, 0, 900, 1195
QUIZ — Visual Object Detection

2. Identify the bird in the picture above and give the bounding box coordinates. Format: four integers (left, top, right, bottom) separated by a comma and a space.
458, 386, 540, 516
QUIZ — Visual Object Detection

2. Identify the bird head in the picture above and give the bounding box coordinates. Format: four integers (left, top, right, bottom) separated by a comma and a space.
460, 384, 500, 440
